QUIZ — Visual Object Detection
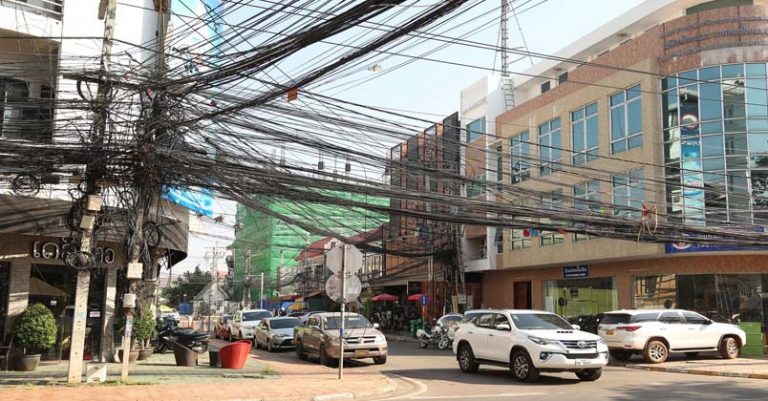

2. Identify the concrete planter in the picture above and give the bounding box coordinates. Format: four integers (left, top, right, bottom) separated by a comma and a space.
138, 348, 153, 361
15, 354, 41, 371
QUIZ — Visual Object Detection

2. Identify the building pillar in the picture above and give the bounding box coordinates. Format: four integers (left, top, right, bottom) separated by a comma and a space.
6, 261, 31, 336
99, 266, 118, 362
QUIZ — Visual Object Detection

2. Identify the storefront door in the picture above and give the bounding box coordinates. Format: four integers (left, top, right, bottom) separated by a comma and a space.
513, 282, 531, 309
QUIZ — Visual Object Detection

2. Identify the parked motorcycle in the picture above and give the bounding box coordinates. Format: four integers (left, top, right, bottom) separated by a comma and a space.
153, 317, 210, 354
416, 324, 451, 350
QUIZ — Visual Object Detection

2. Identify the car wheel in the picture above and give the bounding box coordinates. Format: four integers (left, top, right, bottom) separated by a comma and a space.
457, 344, 479, 373
720, 336, 739, 359
228, 331, 233, 342
643, 340, 669, 364
419, 339, 429, 349
373, 355, 387, 365
510, 350, 540, 382
575, 368, 602, 381
254, 338, 261, 349
296, 341, 308, 360
609, 349, 633, 362
684, 352, 699, 358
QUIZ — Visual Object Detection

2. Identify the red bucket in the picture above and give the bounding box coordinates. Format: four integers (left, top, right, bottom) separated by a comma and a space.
219, 340, 251, 369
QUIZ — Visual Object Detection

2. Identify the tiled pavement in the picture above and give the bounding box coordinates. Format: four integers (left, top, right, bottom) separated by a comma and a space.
625, 354, 768, 379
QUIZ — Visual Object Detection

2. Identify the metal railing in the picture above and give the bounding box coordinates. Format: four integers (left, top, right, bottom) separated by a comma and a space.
0, 0, 63, 21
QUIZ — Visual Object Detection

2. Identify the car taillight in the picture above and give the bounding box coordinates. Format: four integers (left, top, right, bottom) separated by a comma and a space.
617, 325, 641, 332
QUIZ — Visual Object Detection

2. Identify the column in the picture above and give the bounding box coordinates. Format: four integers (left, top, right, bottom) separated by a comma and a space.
99, 266, 117, 362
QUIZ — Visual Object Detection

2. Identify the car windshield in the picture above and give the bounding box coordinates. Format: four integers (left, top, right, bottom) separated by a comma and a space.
511, 313, 573, 330
270, 318, 300, 329
243, 311, 271, 321
324, 316, 373, 330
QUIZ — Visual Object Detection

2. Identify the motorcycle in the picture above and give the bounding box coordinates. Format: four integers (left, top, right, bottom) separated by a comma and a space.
153, 317, 210, 354
416, 324, 451, 350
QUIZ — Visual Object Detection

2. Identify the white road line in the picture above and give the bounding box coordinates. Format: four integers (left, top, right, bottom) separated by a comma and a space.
411, 393, 546, 400
374, 375, 429, 401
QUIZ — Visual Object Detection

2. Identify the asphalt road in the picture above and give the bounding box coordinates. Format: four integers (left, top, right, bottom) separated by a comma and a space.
251, 341, 768, 401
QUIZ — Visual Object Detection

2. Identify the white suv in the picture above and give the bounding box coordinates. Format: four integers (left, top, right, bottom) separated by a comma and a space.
453, 309, 609, 382
598, 309, 746, 363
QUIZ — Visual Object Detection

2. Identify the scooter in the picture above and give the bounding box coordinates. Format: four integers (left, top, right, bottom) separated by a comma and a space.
416, 324, 451, 350
153, 317, 210, 354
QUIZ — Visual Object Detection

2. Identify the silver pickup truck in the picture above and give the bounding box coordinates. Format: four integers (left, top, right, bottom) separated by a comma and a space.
294, 312, 388, 366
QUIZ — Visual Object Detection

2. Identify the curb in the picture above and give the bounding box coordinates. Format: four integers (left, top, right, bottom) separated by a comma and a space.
625, 364, 768, 379
385, 335, 419, 344
311, 376, 397, 401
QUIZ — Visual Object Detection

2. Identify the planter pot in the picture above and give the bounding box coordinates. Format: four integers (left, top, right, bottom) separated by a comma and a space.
138, 348, 153, 361
118, 349, 140, 364
15, 354, 41, 371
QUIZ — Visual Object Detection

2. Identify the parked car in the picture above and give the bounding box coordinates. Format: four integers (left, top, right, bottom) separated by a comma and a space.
214, 314, 233, 339
228, 309, 272, 341
598, 309, 746, 363
254, 317, 302, 352
294, 312, 388, 366
453, 309, 608, 382
295, 311, 324, 325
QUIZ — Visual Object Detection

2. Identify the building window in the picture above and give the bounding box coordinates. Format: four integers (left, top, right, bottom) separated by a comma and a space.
612, 169, 645, 218
573, 180, 600, 241
571, 102, 599, 165
540, 189, 565, 246
510, 131, 530, 183
541, 81, 551, 94
544, 277, 617, 320
466, 117, 485, 143
494, 229, 504, 254
510, 227, 531, 250
538, 118, 561, 176
610, 84, 642, 154
495, 145, 503, 182
558, 72, 569, 84
467, 175, 486, 198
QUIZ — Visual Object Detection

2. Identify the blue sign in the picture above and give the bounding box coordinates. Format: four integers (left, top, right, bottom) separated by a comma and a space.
420, 295, 428, 305
162, 186, 214, 217
666, 227, 768, 253
563, 265, 589, 279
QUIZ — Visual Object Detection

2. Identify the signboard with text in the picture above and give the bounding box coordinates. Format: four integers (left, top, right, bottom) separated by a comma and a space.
563, 265, 589, 279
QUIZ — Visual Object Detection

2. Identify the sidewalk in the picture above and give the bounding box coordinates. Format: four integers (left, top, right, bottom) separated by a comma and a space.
0, 340, 395, 401
625, 355, 768, 379
385, 332, 419, 344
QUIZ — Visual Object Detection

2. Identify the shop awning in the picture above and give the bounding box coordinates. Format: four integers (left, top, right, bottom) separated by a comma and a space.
371, 293, 398, 302
407, 293, 426, 302
280, 301, 295, 310
289, 303, 304, 311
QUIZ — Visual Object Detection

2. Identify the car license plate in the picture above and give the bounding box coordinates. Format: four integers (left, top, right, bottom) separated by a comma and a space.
354, 350, 368, 357
575, 359, 589, 366
606, 329, 614, 335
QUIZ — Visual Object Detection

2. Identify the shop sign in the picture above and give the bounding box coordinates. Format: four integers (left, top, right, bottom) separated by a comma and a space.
31, 240, 116, 265
563, 265, 589, 279
666, 227, 768, 254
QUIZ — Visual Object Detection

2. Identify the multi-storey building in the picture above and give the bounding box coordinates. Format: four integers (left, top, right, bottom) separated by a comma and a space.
483, 0, 768, 350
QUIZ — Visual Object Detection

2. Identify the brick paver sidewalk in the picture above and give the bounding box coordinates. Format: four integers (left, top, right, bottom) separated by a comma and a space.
626, 355, 768, 379
0, 340, 394, 401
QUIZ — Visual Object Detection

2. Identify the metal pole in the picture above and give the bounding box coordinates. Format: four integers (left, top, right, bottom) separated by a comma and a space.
208, 244, 218, 333
339, 244, 346, 380
260, 272, 264, 309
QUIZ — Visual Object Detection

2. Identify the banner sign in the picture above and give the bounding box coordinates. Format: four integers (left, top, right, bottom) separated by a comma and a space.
563, 265, 589, 279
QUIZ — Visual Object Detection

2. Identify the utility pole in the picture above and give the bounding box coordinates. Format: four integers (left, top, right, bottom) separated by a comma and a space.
208, 243, 219, 333
259, 272, 264, 309
338, 244, 346, 380
67, 0, 117, 384
243, 250, 252, 308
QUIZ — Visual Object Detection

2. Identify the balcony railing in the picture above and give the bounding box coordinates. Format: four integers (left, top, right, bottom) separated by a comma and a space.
1, 0, 63, 21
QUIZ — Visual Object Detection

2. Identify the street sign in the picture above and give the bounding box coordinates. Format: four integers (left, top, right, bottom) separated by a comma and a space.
325, 273, 362, 303
420, 295, 428, 305
326, 244, 364, 275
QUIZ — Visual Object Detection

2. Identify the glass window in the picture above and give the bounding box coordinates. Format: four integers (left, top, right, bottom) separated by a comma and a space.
746, 63, 766, 77
746, 77, 768, 118
633, 275, 677, 309
659, 312, 682, 323
538, 118, 561, 175
540, 190, 564, 246
610, 84, 643, 153
466, 117, 485, 143
510, 228, 531, 250
466, 175, 486, 198
509, 313, 572, 330
571, 102, 599, 165
613, 169, 645, 218
493, 314, 509, 328
511, 131, 530, 183
495, 145, 504, 182
600, 314, 630, 325
682, 311, 709, 324
632, 313, 660, 323
573, 180, 600, 241
543, 277, 618, 321
476, 313, 494, 328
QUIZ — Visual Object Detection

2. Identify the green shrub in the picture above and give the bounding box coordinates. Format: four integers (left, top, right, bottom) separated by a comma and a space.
13, 303, 57, 354
133, 312, 156, 349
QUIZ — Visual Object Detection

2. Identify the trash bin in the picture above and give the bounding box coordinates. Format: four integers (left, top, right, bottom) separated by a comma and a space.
409, 319, 423, 337
208, 349, 221, 368
219, 341, 250, 369
171, 341, 199, 367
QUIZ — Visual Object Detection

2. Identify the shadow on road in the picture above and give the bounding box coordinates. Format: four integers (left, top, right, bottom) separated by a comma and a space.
610, 380, 768, 400
381, 367, 582, 387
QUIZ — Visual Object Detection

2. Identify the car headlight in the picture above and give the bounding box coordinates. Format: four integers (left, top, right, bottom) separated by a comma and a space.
597, 338, 605, 345
528, 336, 557, 346
374, 335, 386, 343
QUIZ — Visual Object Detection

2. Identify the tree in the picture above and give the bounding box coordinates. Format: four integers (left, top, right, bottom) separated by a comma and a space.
162, 266, 213, 308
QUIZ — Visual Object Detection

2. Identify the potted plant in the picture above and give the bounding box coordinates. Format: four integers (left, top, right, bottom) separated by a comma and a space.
134, 311, 156, 361
11, 303, 57, 371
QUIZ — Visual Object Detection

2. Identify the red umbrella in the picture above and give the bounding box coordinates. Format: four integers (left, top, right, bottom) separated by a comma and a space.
371, 293, 398, 302
407, 293, 426, 302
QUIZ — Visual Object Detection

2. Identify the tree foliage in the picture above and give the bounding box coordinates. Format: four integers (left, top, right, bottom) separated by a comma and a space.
162, 266, 213, 308
13, 303, 57, 354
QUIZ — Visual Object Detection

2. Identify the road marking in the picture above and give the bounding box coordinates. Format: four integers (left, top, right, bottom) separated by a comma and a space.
375, 375, 429, 400
411, 393, 546, 399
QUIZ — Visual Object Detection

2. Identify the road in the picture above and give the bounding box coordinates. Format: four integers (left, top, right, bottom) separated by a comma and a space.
250, 340, 768, 401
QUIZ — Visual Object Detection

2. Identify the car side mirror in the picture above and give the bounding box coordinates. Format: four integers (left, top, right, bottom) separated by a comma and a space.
571, 324, 581, 330
704, 319, 713, 325
373, 323, 380, 329
495, 323, 511, 331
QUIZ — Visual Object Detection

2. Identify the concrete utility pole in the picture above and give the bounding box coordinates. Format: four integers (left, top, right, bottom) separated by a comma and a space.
338, 244, 346, 380
208, 243, 219, 333
259, 272, 264, 309
243, 250, 252, 308
67, 0, 117, 384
